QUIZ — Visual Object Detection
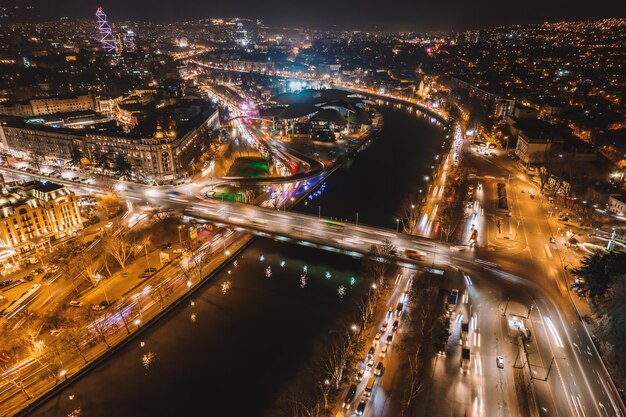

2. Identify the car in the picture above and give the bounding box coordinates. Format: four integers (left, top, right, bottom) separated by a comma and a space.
24, 274, 34, 282
530, 193, 535, 199
173, 248, 185, 254
138, 273, 151, 279
41, 272, 54, 281
366, 358, 375, 372
144, 267, 157, 273
367, 346, 375, 358
343, 384, 357, 409
374, 361, 385, 376
105, 222, 113, 229
395, 302, 404, 316
447, 289, 459, 311
387, 307, 394, 317
0, 280, 12, 287
380, 345, 388, 358
69, 300, 82, 307
165, 242, 172, 249
386, 334, 393, 345
356, 400, 367, 416
33, 268, 45, 275
374, 333, 381, 345
496, 356, 504, 369
92, 304, 105, 312
381, 321, 388, 333
438, 342, 447, 355
356, 369, 365, 382
549, 236, 556, 244
49, 329, 62, 337
392, 320, 399, 332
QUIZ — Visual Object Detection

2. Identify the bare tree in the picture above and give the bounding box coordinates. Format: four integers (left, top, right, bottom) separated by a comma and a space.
399, 193, 424, 235
74, 250, 103, 287
1, 362, 32, 399
321, 338, 348, 390
53, 241, 83, 294
368, 239, 397, 288
102, 226, 134, 270
83, 309, 112, 349
60, 317, 89, 364
437, 198, 463, 242
401, 354, 425, 416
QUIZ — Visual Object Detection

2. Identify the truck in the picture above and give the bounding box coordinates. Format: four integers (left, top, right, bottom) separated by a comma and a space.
460, 322, 469, 347
461, 347, 471, 374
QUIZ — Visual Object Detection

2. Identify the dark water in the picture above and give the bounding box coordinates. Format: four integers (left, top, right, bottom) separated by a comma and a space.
297, 102, 446, 228
27, 103, 444, 417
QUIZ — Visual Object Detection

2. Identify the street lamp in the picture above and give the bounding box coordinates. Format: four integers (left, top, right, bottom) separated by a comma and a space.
59, 369, 68, 381
177, 226, 183, 248
395, 218, 400, 233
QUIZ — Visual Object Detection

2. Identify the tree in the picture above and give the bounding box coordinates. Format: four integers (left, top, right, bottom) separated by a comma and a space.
367, 239, 397, 288
398, 193, 423, 235
1, 361, 32, 400
54, 241, 84, 294
572, 252, 626, 300
83, 309, 112, 349
321, 338, 348, 390
99, 193, 124, 218
95, 151, 113, 169
59, 315, 90, 364
437, 198, 462, 242
29, 148, 46, 174
74, 249, 103, 287
70, 145, 83, 166
102, 226, 134, 270
113, 154, 133, 177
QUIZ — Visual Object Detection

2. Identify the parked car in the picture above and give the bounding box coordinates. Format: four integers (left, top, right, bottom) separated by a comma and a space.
144, 267, 157, 273
496, 356, 504, 369
69, 300, 82, 307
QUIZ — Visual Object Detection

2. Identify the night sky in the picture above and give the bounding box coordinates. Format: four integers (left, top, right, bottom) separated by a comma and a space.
4, 0, 625, 31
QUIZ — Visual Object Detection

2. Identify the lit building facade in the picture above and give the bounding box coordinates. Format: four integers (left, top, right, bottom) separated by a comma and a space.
0, 109, 220, 181
0, 181, 83, 253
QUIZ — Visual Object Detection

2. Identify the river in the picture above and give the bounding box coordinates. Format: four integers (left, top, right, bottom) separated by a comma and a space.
26, 102, 445, 417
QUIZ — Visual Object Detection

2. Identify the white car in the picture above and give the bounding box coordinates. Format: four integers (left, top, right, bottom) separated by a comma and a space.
173, 248, 185, 254
69, 300, 82, 307
496, 356, 504, 369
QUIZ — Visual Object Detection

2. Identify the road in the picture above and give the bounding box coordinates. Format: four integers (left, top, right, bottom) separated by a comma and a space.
445, 146, 626, 417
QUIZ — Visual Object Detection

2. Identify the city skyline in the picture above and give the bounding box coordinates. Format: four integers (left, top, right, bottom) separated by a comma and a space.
1, 0, 624, 30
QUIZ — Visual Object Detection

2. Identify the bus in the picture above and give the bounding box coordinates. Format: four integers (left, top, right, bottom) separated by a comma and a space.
364, 377, 376, 398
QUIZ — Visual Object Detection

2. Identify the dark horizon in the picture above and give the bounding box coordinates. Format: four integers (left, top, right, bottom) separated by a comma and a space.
1, 0, 624, 32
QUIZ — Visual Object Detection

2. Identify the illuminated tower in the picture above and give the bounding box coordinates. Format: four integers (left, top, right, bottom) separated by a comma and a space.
95, 6, 117, 53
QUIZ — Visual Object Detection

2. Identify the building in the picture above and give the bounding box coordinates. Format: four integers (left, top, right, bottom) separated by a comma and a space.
607, 194, 626, 217
0, 93, 97, 117
0, 180, 83, 255
515, 132, 552, 164
0, 107, 220, 182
